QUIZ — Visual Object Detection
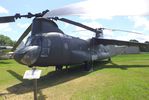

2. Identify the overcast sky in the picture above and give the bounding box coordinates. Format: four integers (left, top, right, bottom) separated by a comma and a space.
0, 0, 149, 43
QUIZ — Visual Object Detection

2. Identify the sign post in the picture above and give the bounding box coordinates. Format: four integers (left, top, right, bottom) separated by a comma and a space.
33, 78, 37, 100
23, 68, 42, 100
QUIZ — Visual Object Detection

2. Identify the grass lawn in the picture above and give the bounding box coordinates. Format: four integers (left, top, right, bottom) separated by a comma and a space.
0, 53, 149, 100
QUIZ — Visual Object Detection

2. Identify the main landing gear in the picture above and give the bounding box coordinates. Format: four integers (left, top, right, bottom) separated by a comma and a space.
84, 62, 93, 71
55, 63, 93, 72
55, 65, 63, 71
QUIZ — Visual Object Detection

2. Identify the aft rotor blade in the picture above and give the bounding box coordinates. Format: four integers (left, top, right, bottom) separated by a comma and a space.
92, 38, 148, 46
102, 28, 143, 34
0, 16, 15, 23
44, 0, 149, 18
12, 24, 32, 51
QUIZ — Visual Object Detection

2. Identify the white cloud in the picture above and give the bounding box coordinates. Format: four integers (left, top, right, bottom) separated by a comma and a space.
0, 6, 8, 14
128, 16, 149, 31
0, 6, 11, 36
0, 23, 12, 33
126, 16, 149, 42
103, 30, 114, 39
81, 0, 149, 17
0, 23, 13, 41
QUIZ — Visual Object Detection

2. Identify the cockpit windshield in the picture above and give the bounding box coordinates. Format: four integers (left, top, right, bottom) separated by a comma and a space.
25, 36, 42, 46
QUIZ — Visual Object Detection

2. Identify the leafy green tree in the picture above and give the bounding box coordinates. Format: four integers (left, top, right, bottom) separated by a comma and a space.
145, 41, 149, 44
129, 39, 149, 52
138, 41, 149, 52
0, 35, 15, 46
129, 39, 139, 43
141, 41, 149, 52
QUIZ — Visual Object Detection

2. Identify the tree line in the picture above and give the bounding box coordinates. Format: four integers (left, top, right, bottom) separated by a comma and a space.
129, 39, 149, 52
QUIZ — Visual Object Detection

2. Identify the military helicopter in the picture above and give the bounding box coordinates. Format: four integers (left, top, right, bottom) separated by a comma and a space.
0, 3, 148, 71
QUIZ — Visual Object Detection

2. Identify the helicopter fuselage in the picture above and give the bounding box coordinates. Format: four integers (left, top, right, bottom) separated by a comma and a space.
34, 33, 111, 66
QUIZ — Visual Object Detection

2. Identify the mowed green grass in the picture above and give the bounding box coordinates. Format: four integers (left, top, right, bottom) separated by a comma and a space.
0, 53, 149, 100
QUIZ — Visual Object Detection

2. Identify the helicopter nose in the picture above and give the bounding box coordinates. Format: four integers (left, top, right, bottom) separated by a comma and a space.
14, 46, 41, 66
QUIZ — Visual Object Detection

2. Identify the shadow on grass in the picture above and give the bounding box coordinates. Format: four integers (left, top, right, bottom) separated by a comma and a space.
0, 60, 12, 64
6, 66, 89, 95
5, 61, 149, 96
93, 61, 149, 70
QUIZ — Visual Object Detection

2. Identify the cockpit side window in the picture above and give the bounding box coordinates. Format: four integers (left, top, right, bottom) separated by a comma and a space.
25, 36, 32, 46
25, 36, 42, 46
32, 37, 42, 46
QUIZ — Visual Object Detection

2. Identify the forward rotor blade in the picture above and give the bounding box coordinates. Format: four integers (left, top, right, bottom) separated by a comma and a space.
0, 16, 15, 23
0, 10, 49, 23
12, 24, 32, 51
44, 0, 149, 18
92, 38, 148, 46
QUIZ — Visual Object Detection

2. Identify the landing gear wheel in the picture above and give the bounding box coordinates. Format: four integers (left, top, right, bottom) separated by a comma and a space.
84, 62, 92, 71
108, 58, 111, 62
28, 66, 33, 68
55, 65, 63, 71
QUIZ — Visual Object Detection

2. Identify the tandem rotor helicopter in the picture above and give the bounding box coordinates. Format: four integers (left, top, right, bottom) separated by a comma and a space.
0, 1, 149, 71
